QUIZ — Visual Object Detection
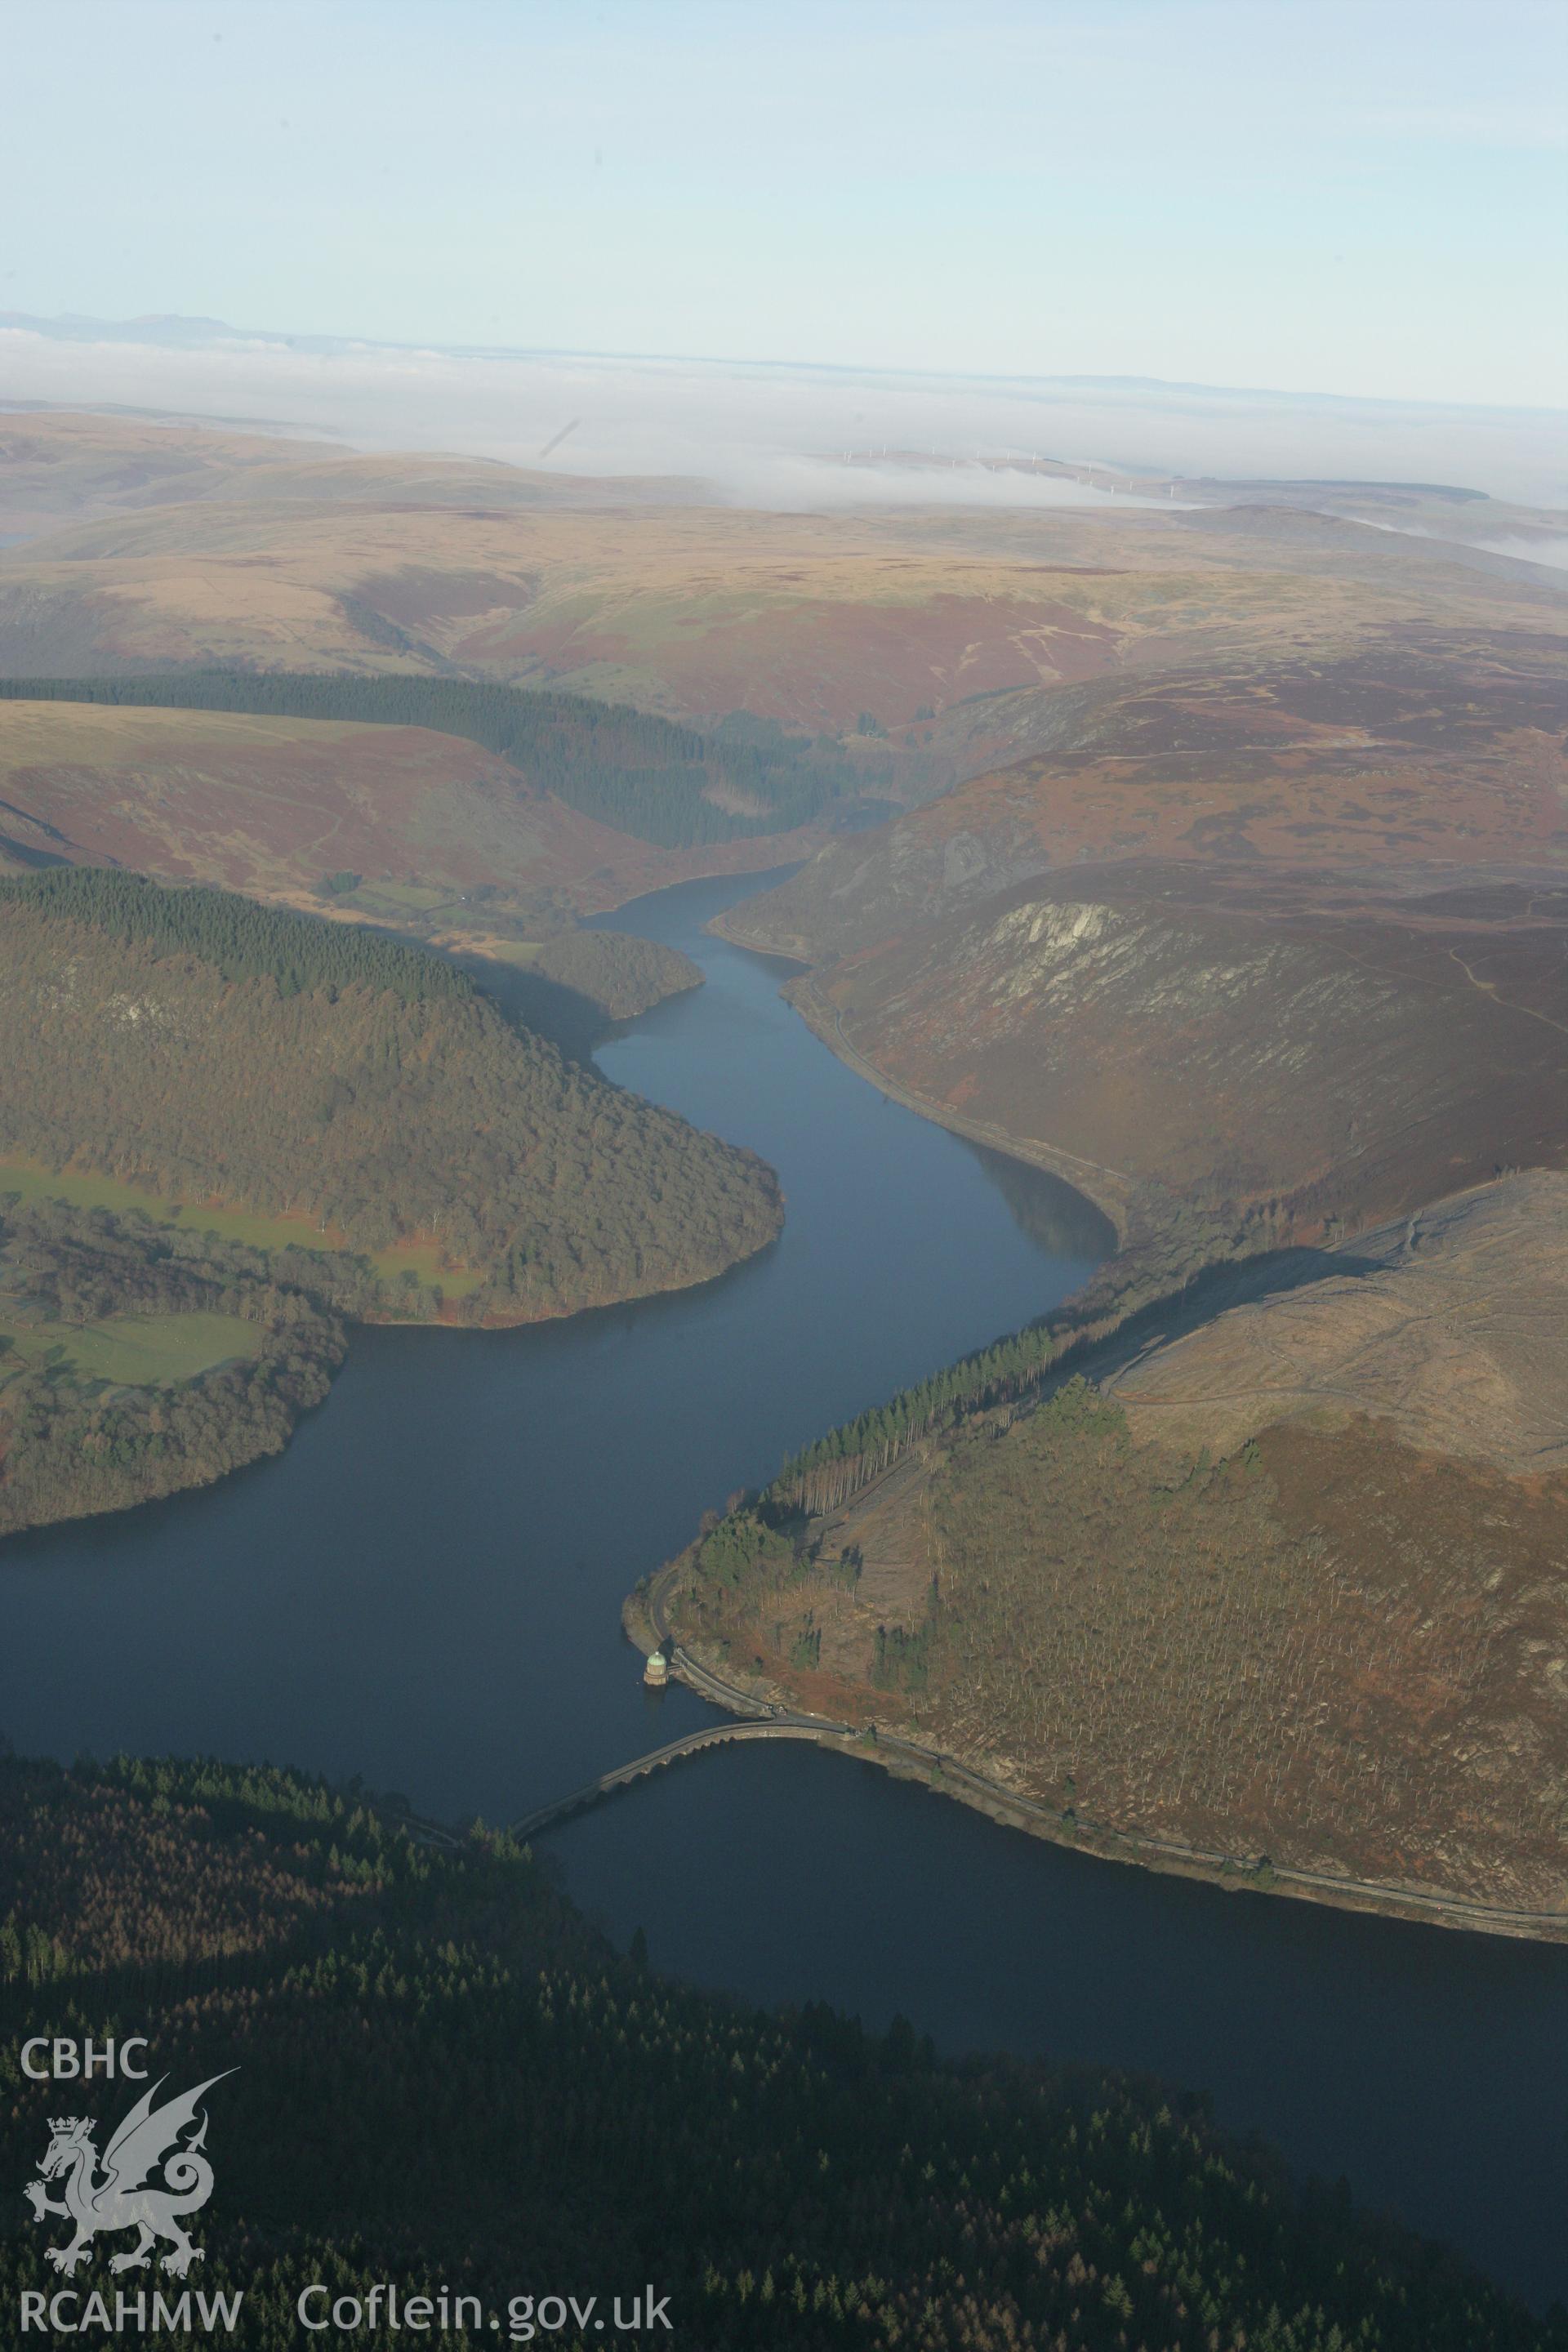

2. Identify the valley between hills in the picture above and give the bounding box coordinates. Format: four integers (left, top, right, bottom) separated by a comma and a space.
19, 7, 1568, 2332
5, 404, 1568, 1936
672, 798, 1568, 1923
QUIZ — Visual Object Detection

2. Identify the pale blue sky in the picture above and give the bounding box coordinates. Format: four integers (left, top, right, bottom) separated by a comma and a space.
4, 0, 1565, 408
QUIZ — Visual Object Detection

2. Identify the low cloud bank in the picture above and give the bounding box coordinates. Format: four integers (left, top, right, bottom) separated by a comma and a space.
2, 319, 1564, 508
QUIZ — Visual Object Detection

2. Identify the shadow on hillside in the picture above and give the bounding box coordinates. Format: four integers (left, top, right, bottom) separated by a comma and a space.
1072, 1241, 1383, 1392
448, 956, 620, 1063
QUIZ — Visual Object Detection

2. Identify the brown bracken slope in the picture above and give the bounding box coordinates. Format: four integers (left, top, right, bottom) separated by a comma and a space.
795, 863, 1568, 1241
720, 629, 1568, 960
0, 696, 804, 917
674, 1174, 1568, 1916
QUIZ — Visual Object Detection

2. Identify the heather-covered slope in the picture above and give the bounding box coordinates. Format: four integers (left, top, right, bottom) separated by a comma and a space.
0, 694, 657, 906
1105, 1172, 1568, 1475
669, 1174, 1568, 1918
789, 863, 1568, 1243
0, 672, 858, 847
8, 411, 1562, 772
0, 692, 830, 943
719, 630, 1568, 962
0, 409, 697, 540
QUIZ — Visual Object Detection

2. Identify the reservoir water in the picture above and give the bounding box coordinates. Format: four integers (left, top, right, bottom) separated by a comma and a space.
5, 871, 1567, 2309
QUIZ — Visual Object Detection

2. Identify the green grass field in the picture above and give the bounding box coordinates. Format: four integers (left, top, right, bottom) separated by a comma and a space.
0, 1157, 328, 1251
456, 938, 544, 968
0, 1308, 258, 1390
0, 1160, 484, 1307
371, 1240, 484, 1300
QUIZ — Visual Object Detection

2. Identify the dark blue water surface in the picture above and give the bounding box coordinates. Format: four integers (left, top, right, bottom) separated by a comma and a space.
6, 871, 1567, 2309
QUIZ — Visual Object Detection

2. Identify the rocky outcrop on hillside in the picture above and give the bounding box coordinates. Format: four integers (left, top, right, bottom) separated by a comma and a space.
718, 636, 1568, 961
795, 863, 1568, 1241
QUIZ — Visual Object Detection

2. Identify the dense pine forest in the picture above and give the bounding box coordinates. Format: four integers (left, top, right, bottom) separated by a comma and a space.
0, 1753, 1560, 2352
526, 929, 702, 1022
0, 873, 782, 1327
0, 867, 471, 1003
0, 675, 858, 847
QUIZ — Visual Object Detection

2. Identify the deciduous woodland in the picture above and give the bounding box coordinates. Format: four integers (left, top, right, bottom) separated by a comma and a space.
1, 1753, 1560, 2351
0, 1196, 345, 1540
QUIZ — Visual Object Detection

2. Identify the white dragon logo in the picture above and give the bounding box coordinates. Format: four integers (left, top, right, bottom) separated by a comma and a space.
24, 2072, 234, 2278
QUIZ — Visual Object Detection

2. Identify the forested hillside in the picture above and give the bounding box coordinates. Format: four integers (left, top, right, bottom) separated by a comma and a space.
527, 928, 702, 1021
0, 674, 853, 848
0, 1753, 1558, 2351
0, 872, 782, 1326
0, 1195, 345, 1541
8, 865, 468, 1000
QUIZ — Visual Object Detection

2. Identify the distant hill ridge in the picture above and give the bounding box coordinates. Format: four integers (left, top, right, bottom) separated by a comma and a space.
0, 673, 849, 849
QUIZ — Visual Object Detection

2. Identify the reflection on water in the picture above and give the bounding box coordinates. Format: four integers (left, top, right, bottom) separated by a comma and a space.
3, 867, 1567, 2308
961, 1138, 1117, 1261
0, 868, 1106, 1821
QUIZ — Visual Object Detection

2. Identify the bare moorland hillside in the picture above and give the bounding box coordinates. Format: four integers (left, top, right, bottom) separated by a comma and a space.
670, 1174, 1568, 1915
785, 863, 1568, 1247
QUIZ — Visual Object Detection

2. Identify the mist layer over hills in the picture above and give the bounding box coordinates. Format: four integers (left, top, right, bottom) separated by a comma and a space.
3, 315, 1563, 506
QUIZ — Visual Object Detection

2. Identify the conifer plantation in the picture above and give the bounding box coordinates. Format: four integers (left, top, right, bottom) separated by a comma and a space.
2, 1754, 1561, 2352
0, 870, 781, 1539
0, 871, 781, 1319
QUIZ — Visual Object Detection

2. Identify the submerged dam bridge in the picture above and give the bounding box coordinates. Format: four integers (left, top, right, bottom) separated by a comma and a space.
492, 1629, 1568, 1940
508, 1633, 972, 1845
510, 1714, 836, 1842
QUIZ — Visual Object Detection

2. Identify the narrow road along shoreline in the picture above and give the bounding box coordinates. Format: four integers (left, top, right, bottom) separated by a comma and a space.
633, 1561, 1568, 1947
783, 969, 1144, 1245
